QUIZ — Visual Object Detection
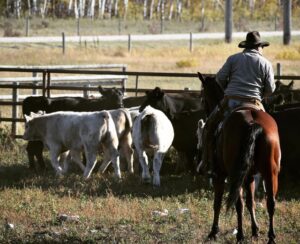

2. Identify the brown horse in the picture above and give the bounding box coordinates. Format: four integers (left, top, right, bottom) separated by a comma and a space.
198, 73, 281, 243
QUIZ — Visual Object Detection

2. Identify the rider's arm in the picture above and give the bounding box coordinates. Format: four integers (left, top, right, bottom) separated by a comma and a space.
263, 62, 276, 97
216, 57, 231, 89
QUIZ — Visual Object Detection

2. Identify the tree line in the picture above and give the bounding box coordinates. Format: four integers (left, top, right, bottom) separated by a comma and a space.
2, 0, 300, 23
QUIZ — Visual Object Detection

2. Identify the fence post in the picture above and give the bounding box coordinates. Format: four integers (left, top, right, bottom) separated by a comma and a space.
189, 32, 193, 52
135, 75, 139, 97
77, 18, 80, 36
83, 84, 90, 98
160, 0, 165, 34
25, 17, 30, 36
12, 82, 19, 136
122, 66, 127, 93
32, 71, 38, 95
42, 71, 46, 96
276, 63, 281, 82
47, 71, 51, 98
62, 32, 66, 54
128, 34, 131, 52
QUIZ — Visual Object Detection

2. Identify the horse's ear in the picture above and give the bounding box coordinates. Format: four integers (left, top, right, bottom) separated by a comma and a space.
198, 72, 205, 83
98, 85, 104, 95
288, 80, 294, 89
153, 87, 164, 97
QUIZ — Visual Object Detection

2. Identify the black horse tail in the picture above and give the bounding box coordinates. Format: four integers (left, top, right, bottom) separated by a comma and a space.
226, 123, 263, 212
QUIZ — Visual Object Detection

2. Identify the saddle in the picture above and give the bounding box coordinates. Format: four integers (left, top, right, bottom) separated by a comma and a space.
215, 104, 262, 136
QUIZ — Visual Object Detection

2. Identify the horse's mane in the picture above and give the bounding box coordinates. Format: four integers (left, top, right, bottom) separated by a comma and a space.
202, 76, 224, 113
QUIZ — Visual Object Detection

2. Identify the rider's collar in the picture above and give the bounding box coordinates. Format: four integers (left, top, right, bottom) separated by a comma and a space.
243, 48, 262, 56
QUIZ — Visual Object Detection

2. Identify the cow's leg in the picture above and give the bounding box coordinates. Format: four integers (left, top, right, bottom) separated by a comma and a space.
138, 150, 151, 184
120, 142, 134, 174
152, 152, 164, 187
110, 148, 121, 179
175, 151, 187, 173
49, 147, 63, 176
61, 151, 71, 174
26, 141, 36, 170
26, 141, 45, 171
70, 150, 85, 172
98, 148, 112, 173
235, 188, 245, 242
83, 144, 98, 179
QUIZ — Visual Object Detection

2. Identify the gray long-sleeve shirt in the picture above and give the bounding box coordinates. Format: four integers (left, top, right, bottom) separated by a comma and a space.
216, 49, 275, 101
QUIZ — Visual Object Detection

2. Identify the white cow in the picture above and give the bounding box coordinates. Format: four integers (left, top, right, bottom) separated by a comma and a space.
132, 105, 174, 186
23, 111, 121, 179
98, 108, 134, 174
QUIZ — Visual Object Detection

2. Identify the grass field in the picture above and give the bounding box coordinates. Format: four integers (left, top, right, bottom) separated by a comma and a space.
0, 31, 300, 243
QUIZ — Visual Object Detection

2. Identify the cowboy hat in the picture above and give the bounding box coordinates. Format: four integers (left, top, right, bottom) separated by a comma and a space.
238, 31, 270, 48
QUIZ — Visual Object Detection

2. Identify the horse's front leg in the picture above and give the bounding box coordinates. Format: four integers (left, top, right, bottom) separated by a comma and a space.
235, 188, 245, 242
208, 176, 225, 240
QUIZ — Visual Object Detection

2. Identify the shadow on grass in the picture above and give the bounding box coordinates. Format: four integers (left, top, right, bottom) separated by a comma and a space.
0, 158, 299, 201
0, 159, 213, 199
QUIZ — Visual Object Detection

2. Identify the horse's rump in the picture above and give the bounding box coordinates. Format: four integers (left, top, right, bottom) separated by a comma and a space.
220, 109, 281, 209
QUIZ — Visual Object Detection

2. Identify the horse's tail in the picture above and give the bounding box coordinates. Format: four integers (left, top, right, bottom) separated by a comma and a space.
226, 122, 263, 211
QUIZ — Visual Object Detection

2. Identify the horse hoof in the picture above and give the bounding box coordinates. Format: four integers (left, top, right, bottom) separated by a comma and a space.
267, 239, 276, 244
236, 232, 245, 243
207, 232, 217, 241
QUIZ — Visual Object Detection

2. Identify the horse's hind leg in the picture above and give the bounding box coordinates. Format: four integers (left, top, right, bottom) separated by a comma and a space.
235, 188, 245, 242
245, 176, 259, 238
265, 172, 279, 244
208, 176, 225, 240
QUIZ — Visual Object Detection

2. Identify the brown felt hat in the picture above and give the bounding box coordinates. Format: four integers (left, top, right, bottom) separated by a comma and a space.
238, 31, 270, 48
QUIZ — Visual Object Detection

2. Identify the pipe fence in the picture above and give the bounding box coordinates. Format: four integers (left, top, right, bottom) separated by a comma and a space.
0, 63, 299, 138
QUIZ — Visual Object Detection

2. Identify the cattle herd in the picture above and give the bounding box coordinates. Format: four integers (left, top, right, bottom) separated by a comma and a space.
21, 80, 300, 186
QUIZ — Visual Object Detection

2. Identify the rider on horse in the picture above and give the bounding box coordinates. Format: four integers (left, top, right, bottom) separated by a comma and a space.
201, 31, 276, 178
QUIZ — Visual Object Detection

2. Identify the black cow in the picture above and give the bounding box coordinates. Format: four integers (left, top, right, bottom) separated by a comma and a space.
22, 86, 124, 171
139, 87, 205, 172
271, 107, 300, 181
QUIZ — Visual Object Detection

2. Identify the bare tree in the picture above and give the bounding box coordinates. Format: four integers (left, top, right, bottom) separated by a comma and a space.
283, 0, 292, 45
114, 0, 119, 16
143, 0, 148, 19
123, 0, 128, 20
176, 0, 182, 20
99, 0, 106, 18
40, 0, 48, 19
87, 0, 95, 18
168, 0, 174, 20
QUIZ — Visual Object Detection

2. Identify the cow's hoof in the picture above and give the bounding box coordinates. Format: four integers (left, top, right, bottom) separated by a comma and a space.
142, 177, 151, 184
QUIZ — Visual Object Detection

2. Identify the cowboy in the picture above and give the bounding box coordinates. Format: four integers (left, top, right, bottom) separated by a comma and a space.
201, 31, 276, 178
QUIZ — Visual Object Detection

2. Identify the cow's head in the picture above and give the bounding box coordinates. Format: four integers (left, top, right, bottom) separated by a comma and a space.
98, 86, 124, 108
23, 115, 41, 141
139, 87, 166, 112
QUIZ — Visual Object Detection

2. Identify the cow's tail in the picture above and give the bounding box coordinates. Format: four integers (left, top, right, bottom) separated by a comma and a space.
226, 123, 263, 211
141, 114, 158, 149
121, 108, 133, 136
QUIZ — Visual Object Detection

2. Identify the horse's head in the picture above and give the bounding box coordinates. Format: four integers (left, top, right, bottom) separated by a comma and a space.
98, 86, 124, 108
273, 80, 294, 104
275, 80, 294, 93
198, 72, 224, 115
139, 87, 166, 112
